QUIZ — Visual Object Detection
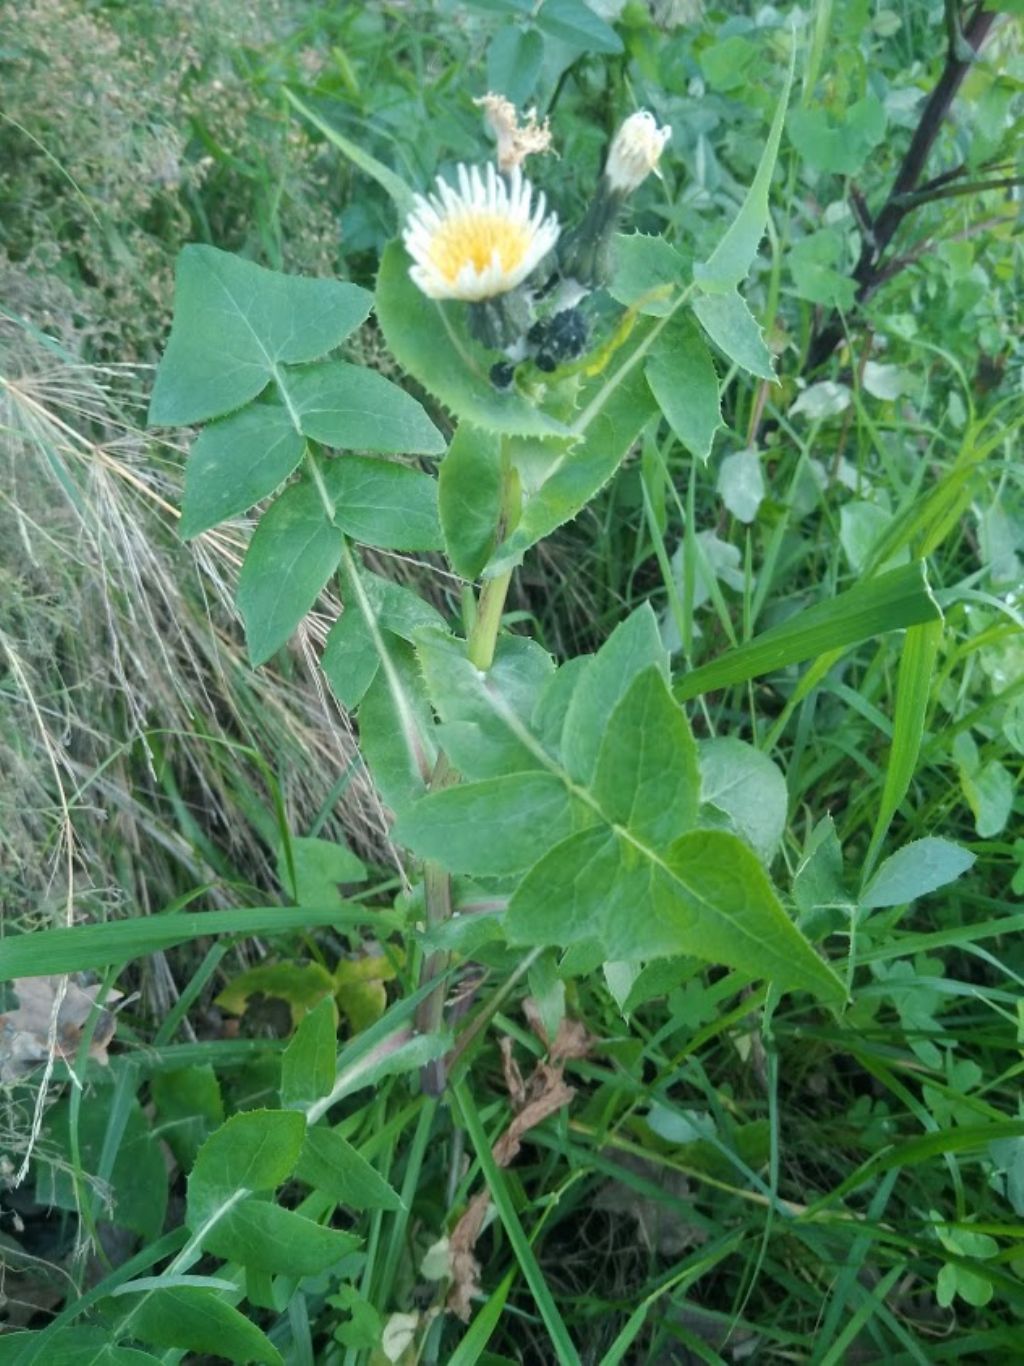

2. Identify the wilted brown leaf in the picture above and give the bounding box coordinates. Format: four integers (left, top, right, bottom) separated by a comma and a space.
446, 1189, 491, 1322
443, 1011, 589, 1319
0, 976, 122, 1082
493, 1064, 576, 1166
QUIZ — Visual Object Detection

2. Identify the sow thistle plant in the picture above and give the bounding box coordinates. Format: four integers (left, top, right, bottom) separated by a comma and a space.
147, 71, 906, 1078
51, 60, 943, 1362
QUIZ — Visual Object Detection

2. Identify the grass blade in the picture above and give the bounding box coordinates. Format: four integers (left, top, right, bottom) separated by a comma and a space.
862, 618, 943, 878
0, 905, 401, 980
283, 89, 414, 216
675, 561, 941, 701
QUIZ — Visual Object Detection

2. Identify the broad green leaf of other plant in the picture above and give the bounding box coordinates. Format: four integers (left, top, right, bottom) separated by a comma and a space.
121, 1287, 282, 1365
186, 1109, 358, 1276
149, 246, 371, 425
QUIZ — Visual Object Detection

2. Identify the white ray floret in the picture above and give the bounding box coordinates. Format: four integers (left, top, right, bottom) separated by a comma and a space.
403, 163, 560, 302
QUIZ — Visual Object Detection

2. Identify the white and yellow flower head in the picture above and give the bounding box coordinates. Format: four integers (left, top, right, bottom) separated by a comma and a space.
604, 111, 672, 194
403, 163, 560, 302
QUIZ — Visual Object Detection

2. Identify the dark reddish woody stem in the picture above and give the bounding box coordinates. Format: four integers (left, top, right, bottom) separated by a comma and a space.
806, 5, 999, 371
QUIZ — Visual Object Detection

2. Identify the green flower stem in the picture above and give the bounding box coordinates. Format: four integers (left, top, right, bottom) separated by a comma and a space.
416, 447, 520, 1093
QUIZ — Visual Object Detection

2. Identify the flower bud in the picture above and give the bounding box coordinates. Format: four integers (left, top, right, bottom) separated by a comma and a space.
604, 111, 672, 194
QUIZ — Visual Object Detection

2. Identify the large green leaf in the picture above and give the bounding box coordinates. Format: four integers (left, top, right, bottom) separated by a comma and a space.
644, 314, 721, 463
439, 422, 504, 579
415, 628, 554, 779
561, 605, 667, 784
375, 241, 570, 438
398, 627, 843, 1002
149, 246, 371, 426
322, 559, 445, 709
295, 1126, 403, 1211
125, 1287, 282, 1364
180, 405, 304, 538
322, 455, 442, 550
395, 771, 586, 875
236, 481, 342, 664
693, 39, 795, 294
280, 997, 338, 1108
692, 291, 774, 379
0, 1328, 159, 1366
591, 668, 700, 846
281, 360, 445, 454
188, 1110, 305, 1223
675, 561, 942, 700
508, 825, 843, 1002
487, 342, 659, 573
357, 638, 437, 815
200, 1200, 358, 1275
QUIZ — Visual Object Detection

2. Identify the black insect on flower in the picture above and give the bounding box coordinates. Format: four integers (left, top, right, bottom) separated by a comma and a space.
532, 306, 588, 372
490, 360, 517, 389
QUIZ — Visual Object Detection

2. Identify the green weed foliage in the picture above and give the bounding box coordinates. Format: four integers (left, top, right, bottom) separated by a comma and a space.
1, 2, 1023, 1363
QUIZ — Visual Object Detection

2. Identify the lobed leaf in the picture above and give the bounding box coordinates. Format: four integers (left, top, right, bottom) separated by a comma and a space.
295, 1126, 404, 1211
692, 291, 775, 379
180, 405, 304, 539
644, 314, 722, 463
149, 245, 371, 426
395, 771, 587, 876
322, 454, 442, 550
281, 360, 445, 455
693, 36, 795, 294
236, 481, 341, 665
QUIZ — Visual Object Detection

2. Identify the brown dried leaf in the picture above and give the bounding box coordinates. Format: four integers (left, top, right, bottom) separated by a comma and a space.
498, 1034, 526, 1110
549, 1016, 591, 1063
0, 977, 122, 1082
446, 1189, 491, 1322
493, 1064, 575, 1167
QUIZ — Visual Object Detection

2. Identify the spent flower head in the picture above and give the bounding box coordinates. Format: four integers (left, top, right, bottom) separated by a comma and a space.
475, 93, 553, 174
403, 162, 559, 302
